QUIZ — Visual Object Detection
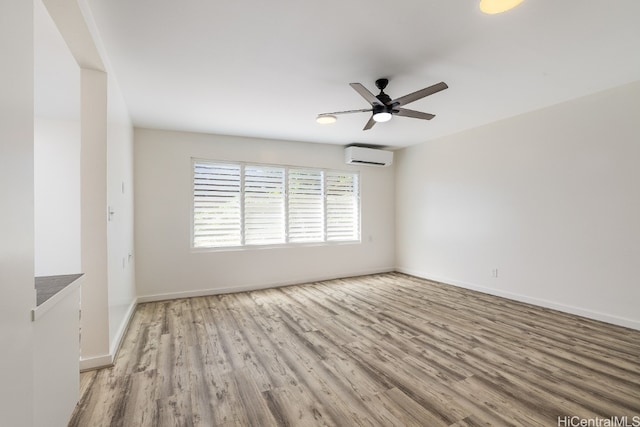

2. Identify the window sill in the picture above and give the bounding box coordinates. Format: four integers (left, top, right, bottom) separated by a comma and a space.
191, 239, 361, 253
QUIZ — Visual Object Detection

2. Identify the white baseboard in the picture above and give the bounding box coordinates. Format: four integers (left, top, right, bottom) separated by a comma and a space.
80, 353, 113, 372
397, 267, 640, 331
80, 298, 138, 372
138, 267, 395, 303
109, 299, 138, 357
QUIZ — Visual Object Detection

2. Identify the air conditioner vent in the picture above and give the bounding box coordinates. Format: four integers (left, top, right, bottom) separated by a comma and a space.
345, 146, 393, 167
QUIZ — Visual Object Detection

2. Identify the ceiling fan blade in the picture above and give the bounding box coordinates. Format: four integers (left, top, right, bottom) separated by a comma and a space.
350, 83, 385, 106
318, 108, 372, 116
363, 116, 376, 131
390, 82, 448, 107
395, 108, 435, 120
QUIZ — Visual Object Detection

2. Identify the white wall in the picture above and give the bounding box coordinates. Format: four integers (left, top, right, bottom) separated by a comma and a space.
80, 72, 137, 370
33, 1, 83, 422
106, 74, 136, 352
33, 0, 81, 277
80, 68, 110, 366
34, 0, 137, 370
34, 118, 81, 276
0, 0, 36, 425
396, 80, 640, 330
135, 129, 395, 299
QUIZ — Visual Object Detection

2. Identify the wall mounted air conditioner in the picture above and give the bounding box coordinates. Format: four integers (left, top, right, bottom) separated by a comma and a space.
345, 146, 393, 167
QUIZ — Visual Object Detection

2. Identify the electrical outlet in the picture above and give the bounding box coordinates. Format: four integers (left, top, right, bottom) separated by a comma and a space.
492, 268, 499, 278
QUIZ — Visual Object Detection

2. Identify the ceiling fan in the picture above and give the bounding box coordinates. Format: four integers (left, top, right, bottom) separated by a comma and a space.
317, 78, 448, 131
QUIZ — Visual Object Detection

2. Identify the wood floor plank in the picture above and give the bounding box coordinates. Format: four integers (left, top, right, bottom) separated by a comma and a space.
373, 387, 451, 427
263, 385, 333, 426
70, 273, 640, 426
345, 338, 471, 425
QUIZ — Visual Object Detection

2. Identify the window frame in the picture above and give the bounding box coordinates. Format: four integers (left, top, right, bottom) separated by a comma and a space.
191, 158, 361, 251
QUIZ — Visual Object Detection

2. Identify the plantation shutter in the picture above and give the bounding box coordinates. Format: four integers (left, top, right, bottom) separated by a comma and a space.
194, 159, 360, 248
193, 162, 242, 247
244, 165, 286, 245
288, 169, 324, 242
326, 172, 360, 241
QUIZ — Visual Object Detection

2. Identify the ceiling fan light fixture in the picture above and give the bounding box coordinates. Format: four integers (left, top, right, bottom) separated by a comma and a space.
372, 111, 392, 123
316, 114, 337, 124
479, 0, 524, 14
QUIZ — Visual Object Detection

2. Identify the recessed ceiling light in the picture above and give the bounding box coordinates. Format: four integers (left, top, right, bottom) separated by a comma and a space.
479, 0, 524, 14
316, 114, 337, 124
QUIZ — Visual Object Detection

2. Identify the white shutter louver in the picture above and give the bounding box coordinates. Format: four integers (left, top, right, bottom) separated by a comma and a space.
326, 172, 360, 241
288, 169, 324, 242
193, 159, 359, 248
244, 165, 286, 245
193, 162, 242, 247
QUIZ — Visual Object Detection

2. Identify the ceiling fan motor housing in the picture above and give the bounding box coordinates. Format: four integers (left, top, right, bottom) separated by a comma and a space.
372, 104, 387, 115
376, 93, 392, 105
375, 78, 392, 105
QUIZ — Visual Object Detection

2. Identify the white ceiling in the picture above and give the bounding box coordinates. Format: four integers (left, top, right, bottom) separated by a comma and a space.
82, 0, 640, 148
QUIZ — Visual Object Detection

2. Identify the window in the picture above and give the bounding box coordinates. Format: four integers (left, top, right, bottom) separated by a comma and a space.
193, 162, 242, 248
244, 165, 285, 245
326, 172, 360, 241
288, 169, 324, 243
193, 160, 359, 249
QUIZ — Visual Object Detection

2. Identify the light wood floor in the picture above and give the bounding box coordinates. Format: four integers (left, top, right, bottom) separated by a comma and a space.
69, 273, 640, 426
